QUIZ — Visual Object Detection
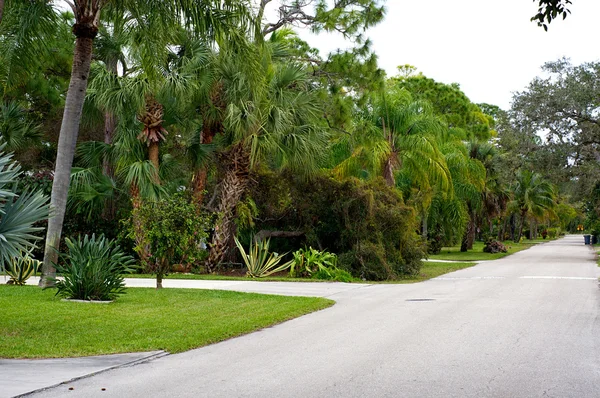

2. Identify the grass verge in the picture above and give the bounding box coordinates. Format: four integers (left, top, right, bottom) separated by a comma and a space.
0, 286, 333, 359
388, 261, 477, 284
427, 239, 551, 262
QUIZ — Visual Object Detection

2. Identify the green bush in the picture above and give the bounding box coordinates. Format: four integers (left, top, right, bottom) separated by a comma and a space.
130, 194, 210, 288
53, 234, 135, 301
235, 237, 293, 278
5, 252, 40, 285
248, 172, 425, 281
312, 267, 354, 282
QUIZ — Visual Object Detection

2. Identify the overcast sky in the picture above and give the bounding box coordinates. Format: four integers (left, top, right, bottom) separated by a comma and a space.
294, 0, 600, 110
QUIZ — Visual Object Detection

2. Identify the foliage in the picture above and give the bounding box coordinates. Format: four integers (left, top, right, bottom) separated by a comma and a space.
290, 247, 338, 278
249, 171, 425, 281
0, 145, 49, 272
5, 252, 40, 286
531, 0, 572, 30
234, 237, 294, 278
53, 234, 135, 301
483, 238, 507, 254
129, 194, 210, 286
311, 267, 355, 282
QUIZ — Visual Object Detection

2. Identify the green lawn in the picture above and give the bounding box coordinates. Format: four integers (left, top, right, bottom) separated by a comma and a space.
0, 286, 333, 359
390, 261, 477, 283
427, 239, 551, 262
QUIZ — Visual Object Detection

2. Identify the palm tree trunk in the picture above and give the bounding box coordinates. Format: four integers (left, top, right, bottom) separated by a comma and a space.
40, 31, 96, 288
148, 142, 160, 172
383, 157, 395, 186
0, 0, 5, 25
206, 143, 250, 271
516, 210, 527, 243
192, 123, 217, 208
102, 103, 116, 220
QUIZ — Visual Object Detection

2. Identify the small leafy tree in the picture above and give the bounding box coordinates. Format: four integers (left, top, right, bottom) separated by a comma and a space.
129, 194, 210, 288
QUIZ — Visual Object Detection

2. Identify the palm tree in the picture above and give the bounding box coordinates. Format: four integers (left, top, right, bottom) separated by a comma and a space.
0, 102, 41, 151
205, 42, 328, 269
511, 170, 556, 242
0, 144, 49, 271
40, 0, 251, 287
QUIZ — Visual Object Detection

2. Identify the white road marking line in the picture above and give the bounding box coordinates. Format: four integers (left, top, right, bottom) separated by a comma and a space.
520, 276, 598, 280
433, 276, 598, 281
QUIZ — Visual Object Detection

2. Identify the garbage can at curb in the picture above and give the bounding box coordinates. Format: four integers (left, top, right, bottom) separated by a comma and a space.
584, 234, 591, 245
593, 235, 598, 245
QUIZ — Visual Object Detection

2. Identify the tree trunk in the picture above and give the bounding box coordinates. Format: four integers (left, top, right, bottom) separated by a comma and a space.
383, 156, 395, 186
206, 143, 250, 271
192, 168, 208, 208
102, 102, 116, 220
516, 210, 526, 243
422, 214, 428, 239
0, 0, 5, 25
156, 272, 163, 289
192, 122, 217, 208
460, 219, 475, 252
130, 184, 150, 267
148, 142, 160, 173
40, 34, 95, 288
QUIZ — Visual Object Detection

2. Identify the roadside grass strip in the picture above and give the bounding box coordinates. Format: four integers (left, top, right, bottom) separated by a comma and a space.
0, 286, 333, 359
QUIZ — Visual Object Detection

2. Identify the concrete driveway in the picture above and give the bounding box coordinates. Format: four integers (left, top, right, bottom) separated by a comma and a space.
23, 235, 600, 397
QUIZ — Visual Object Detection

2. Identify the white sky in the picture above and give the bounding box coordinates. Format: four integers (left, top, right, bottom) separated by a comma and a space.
293, 0, 600, 110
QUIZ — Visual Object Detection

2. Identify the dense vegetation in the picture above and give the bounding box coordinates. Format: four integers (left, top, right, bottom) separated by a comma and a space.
0, 0, 591, 286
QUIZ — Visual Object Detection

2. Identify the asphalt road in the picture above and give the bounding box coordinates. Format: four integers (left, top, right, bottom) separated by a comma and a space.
31, 235, 600, 398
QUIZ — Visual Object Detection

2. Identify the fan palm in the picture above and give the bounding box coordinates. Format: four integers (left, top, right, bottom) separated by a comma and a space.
0, 144, 49, 271
205, 42, 328, 269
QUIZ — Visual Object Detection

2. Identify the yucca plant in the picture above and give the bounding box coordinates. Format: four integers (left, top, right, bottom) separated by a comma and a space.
52, 234, 135, 301
5, 252, 41, 286
234, 237, 293, 278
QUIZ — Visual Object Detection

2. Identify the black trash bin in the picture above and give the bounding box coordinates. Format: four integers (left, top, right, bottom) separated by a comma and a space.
584, 234, 591, 245
593, 235, 598, 245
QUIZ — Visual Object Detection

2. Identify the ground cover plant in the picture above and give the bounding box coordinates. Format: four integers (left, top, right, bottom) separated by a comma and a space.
0, 286, 333, 359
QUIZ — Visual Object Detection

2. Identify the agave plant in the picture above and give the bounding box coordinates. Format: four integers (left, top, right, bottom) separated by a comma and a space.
53, 234, 135, 301
234, 237, 293, 278
0, 144, 49, 273
5, 251, 41, 286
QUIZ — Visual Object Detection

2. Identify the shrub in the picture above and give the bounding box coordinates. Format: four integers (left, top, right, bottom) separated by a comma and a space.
483, 238, 507, 254
53, 234, 135, 301
546, 228, 558, 239
248, 172, 425, 281
290, 247, 338, 278
235, 237, 293, 278
312, 267, 354, 282
5, 252, 40, 286
129, 194, 210, 288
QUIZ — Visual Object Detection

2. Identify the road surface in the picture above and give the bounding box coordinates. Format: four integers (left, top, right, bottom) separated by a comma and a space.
31, 235, 600, 397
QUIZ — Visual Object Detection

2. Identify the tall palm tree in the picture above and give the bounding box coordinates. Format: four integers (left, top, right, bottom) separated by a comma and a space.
40, 0, 251, 287
511, 170, 556, 242
205, 42, 328, 269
